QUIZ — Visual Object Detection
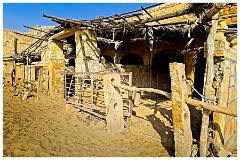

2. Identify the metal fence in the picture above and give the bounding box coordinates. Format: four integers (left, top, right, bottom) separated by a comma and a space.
64, 71, 133, 127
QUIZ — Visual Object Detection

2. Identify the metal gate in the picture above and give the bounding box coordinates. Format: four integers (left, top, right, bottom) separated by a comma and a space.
64, 71, 133, 127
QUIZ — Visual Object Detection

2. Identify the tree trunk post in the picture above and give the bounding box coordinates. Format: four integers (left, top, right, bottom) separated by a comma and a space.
169, 62, 192, 157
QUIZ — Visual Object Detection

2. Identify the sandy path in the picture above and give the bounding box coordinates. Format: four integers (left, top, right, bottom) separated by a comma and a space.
3, 88, 173, 157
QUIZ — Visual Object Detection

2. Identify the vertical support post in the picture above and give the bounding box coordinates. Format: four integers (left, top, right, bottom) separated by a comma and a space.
103, 74, 124, 133
64, 72, 66, 100
200, 15, 219, 157
91, 76, 94, 105
13, 38, 18, 88
169, 62, 192, 157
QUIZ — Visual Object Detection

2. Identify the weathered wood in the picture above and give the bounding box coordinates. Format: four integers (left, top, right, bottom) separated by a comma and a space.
111, 81, 171, 99
200, 14, 219, 157
204, 3, 226, 20
223, 133, 237, 152
212, 142, 232, 157
169, 62, 192, 157
103, 74, 124, 133
112, 80, 237, 117
185, 98, 237, 117
13, 38, 18, 88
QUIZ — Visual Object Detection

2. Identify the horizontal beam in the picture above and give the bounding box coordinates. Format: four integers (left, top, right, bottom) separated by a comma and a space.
112, 80, 237, 117
112, 81, 171, 99
50, 27, 77, 40
185, 98, 237, 117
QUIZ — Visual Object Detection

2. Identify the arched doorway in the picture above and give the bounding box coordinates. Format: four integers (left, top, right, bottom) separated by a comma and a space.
120, 53, 143, 65
152, 50, 184, 92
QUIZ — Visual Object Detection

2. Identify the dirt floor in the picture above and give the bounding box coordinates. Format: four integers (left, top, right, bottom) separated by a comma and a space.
3, 88, 182, 157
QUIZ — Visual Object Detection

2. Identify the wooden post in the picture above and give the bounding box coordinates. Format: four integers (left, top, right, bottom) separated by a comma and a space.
200, 15, 219, 157
169, 62, 192, 157
13, 38, 18, 87
103, 74, 124, 133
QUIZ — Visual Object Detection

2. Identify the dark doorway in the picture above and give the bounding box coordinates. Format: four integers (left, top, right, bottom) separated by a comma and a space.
68, 58, 75, 68
152, 50, 184, 92
193, 49, 206, 99
102, 55, 114, 63
120, 53, 143, 65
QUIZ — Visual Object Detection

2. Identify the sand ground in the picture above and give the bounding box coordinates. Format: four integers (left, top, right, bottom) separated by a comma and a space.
3, 88, 176, 157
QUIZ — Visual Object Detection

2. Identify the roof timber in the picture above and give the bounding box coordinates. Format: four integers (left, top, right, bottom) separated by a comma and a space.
39, 3, 229, 46
43, 3, 214, 31
50, 26, 78, 40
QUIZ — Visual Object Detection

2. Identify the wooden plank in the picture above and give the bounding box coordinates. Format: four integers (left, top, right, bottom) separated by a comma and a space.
200, 15, 219, 157
169, 62, 192, 157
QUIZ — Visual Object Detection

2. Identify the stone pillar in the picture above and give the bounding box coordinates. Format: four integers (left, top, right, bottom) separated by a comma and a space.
47, 40, 64, 98
169, 62, 192, 157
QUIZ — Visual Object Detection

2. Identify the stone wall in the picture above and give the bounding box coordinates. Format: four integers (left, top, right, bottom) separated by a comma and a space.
219, 4, 237, 25
3, 28, 45, 87
122, 65, 150, 88
212, 18, 237, 150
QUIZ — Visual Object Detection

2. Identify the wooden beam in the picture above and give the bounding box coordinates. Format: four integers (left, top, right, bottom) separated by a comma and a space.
204, 3, 226, 20
51, 27, 77, 40
112, 79, 237, 117
111, 81, 171, 99
200, 14, 219, 157
169, 62, 192, 157
185, 98, 237, 117
104, 4, 208, 29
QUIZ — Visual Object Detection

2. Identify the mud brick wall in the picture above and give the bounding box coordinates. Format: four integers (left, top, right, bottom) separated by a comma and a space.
122, 65, 150, 88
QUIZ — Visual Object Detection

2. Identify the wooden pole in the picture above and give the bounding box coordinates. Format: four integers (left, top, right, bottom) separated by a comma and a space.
200, 14, 219, 157
111, 81, 237, 117
185, 98, 237, 117
169, 62, 192, 157
13, 38, 18, 87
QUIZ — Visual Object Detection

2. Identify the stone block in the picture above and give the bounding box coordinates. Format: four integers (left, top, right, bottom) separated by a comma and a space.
220, 10, 229, 16
231, 16, 237, 23
224, 6, 230, 11
225, 18, 232, 24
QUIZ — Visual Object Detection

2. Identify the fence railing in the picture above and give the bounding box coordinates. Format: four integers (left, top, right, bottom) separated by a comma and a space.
64, 71, 133, 128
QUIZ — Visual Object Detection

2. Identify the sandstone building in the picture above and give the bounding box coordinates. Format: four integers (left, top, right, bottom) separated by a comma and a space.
3, 3, 237, 157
